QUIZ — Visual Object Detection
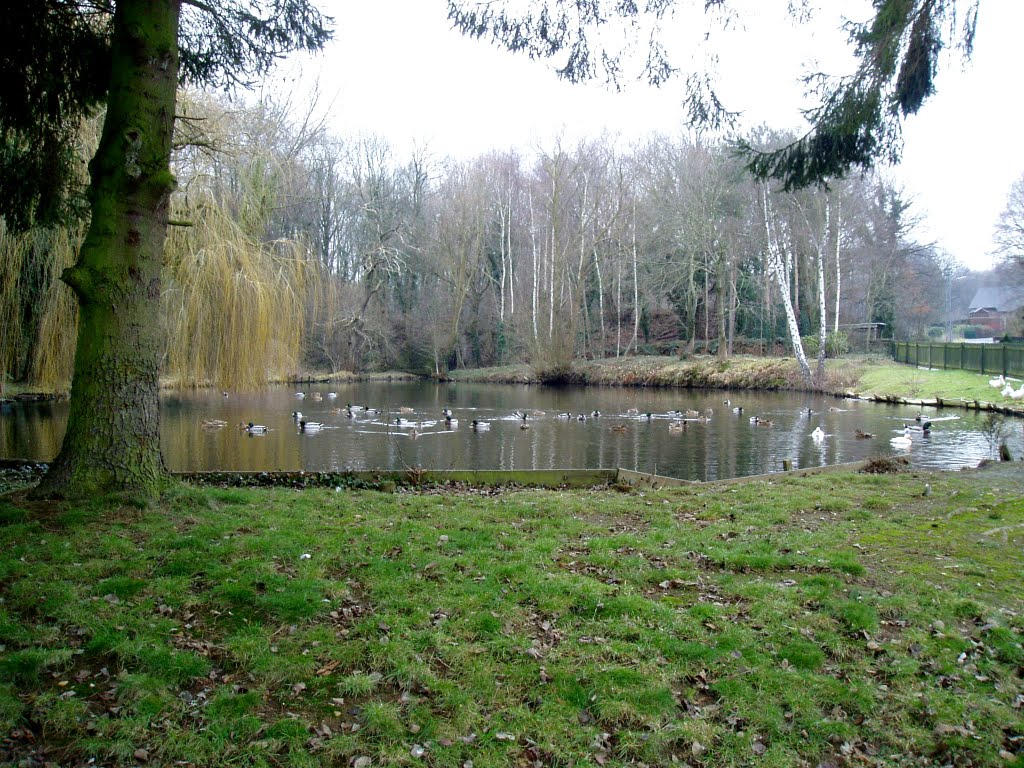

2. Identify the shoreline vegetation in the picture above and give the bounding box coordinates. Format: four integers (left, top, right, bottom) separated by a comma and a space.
4, 354, 1024, 418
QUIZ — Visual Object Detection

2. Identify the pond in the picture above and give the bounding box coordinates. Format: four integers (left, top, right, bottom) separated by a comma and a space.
2, 382, 1022, 481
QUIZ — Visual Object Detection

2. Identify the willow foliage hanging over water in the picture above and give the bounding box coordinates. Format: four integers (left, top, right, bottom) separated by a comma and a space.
0, 222, 81, 392
162, 196, 318, 390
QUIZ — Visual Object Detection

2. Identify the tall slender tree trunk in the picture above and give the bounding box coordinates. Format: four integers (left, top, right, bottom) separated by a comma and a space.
834, 199, 842, 334
815, 202, 829, 385
761, 187, 812, 386
36, 0, 180, 497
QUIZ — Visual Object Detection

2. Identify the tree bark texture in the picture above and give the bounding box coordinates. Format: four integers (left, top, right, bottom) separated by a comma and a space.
36, 0, 180, 496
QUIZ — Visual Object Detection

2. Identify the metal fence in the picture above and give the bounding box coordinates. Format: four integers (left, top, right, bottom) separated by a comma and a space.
892, 342, 1024, 377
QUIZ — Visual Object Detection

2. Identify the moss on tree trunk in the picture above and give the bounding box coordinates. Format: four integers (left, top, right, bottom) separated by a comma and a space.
35, 0, 180, 497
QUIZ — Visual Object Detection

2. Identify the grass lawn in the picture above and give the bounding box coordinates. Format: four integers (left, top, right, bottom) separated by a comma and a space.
847, 357, 1022, 405
1, 465, 1022, 767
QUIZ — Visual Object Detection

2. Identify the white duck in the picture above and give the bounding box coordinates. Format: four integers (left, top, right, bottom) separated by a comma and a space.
1011, 384, 1024, 401
889, 426, 912, 449
811, 426, 825, 442
989, 374, 1006, 388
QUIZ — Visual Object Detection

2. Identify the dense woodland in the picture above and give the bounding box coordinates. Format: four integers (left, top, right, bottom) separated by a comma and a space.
0, 91, 994, 390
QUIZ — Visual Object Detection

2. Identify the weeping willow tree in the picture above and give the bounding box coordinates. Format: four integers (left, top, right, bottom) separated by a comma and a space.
0, 224, 81, 393
162, 197, 317, 389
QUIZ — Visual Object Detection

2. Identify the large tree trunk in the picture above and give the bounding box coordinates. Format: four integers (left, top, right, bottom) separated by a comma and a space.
35, 0, 180, 497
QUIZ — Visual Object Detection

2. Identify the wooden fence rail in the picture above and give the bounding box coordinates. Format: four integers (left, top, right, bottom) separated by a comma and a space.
892, 341, 1024, 377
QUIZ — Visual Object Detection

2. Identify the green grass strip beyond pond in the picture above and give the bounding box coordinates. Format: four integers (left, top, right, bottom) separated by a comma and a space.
0, 465, 1022, 767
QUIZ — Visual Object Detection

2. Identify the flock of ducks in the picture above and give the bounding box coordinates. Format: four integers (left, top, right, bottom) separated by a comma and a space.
205, 390, 951, 453
991, 374, 1024, 400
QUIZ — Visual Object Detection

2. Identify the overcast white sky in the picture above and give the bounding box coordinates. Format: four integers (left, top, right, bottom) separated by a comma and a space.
290, 0, 1023, 271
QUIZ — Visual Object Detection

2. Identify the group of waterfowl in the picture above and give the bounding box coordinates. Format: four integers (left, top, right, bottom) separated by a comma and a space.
212, 390, 945, 455
992, 375, 1024, 400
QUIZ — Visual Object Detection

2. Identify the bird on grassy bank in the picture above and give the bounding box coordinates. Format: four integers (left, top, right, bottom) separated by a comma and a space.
990, 374, 1006, 388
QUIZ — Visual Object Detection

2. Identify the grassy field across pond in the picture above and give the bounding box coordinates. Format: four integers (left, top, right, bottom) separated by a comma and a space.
1, 465, 1022, 767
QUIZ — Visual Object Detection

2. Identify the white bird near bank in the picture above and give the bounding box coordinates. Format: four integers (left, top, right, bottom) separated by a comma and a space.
811, 426, 825, 441
989, 374, 1006, 388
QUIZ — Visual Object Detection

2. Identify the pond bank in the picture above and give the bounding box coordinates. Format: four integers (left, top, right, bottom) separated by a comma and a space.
449, 355, 1024, 418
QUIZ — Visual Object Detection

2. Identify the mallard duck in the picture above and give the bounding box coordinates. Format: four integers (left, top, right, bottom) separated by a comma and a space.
723, 399, 731, 406
684, 409, 699, 419
732, 406, 743, 414
519, 422, 530, 430
750, 416, 773, 427
299, 420, 323, 432
330, 407, 343, 415
399, 406, 414, 414
244, 422, 268, 434
811, 426, 825, 441
854, 429, 874, 439
591, 410, 601, 418
445, 416, 459, 428
292, 410, 303, 420
442, 407, 453, 418
576, 413, 588, 421
409, 428, 420, 439
326, 392, 338, 399
609, 424, 627, 433
668, 420, 686, 433
557, 412, 572, 419
201, 419, 227, 429
472, 419, 490, 431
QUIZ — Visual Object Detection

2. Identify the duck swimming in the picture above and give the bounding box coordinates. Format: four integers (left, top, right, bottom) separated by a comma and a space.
244, 422, 268, 434
890, 427, 912, 449
811, 426, 825, 441
472, 419, 490, 431
299, 420, 323, 432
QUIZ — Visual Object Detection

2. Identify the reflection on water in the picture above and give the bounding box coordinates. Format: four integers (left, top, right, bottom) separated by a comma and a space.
2, 383, 1022, 481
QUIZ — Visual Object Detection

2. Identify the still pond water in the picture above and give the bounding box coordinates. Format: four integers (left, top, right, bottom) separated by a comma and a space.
2, 382, 1022, 481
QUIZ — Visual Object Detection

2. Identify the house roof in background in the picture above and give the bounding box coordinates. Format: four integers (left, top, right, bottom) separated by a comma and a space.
968, 285, 1024, 312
